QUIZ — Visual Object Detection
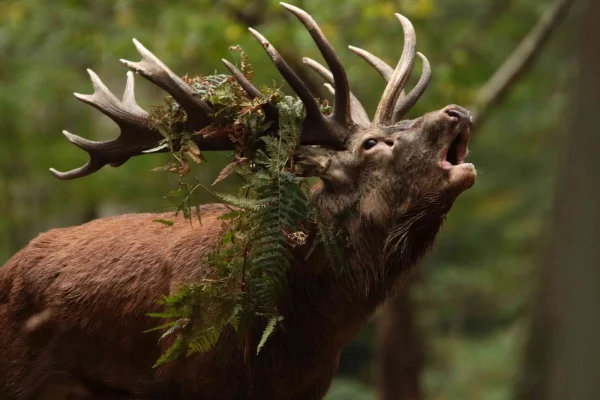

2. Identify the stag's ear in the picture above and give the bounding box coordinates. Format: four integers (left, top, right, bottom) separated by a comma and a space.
296, 146, 332, 177
296, 147, 355, 186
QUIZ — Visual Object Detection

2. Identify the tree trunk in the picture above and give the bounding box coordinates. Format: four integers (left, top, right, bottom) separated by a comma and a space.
515, 1, 600, 399
376, 285, 424, 400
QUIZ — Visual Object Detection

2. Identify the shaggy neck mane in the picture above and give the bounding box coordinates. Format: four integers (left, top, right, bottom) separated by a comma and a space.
283, 190, 452, 348
348, 190, 451, 306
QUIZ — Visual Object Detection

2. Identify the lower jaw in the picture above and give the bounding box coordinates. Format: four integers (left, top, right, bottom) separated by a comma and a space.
449, 164, 477, 191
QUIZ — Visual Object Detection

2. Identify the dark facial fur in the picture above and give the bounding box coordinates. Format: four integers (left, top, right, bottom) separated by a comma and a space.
307, 104, 475, 230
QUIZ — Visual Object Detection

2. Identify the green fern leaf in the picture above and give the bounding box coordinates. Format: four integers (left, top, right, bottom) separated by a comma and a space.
256, 316, 284, 354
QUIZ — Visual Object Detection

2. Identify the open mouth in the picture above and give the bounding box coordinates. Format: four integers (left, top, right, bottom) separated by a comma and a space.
440, 130, 469, 169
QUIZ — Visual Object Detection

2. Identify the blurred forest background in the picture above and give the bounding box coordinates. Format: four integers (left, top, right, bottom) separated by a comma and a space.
0, 0, 586, 399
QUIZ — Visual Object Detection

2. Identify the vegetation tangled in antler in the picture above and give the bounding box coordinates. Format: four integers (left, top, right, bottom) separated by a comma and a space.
144, 50, 348, 365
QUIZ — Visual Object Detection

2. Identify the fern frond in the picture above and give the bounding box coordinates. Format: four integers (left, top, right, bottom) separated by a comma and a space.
218, 194, 265, 211
154, 336, 187, 367
256, 316, 284, 354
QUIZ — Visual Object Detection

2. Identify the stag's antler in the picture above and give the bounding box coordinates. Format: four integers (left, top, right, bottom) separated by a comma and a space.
348, 43, 431, 123
51, 3, 432, 180
50, 49, 234, 180
304, 15, 431, 124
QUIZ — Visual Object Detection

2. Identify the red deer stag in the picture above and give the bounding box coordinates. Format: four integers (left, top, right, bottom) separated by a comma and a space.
0, 3, 475, 399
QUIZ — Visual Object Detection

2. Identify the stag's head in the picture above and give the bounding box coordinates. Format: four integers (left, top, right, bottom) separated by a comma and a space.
299, 100, 475, 226
50, 3, 475, 231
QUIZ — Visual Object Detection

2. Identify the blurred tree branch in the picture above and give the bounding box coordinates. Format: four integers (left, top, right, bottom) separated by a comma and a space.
472, 0, 576, 127
221, 0, 269, 27
515, 1, 600, 399
443, 0, 514, 61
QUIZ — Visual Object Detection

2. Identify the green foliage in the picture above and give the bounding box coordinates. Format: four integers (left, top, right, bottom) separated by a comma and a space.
325, 378, 375, 400
152, 219, 175, 227
147, 280, 242, 366
241, 96, 310, 315
150, 93, 340, 365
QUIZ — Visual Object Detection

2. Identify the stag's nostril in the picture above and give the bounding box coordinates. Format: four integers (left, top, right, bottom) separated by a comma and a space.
443, 105, 471, 122
446, 109, 461, 120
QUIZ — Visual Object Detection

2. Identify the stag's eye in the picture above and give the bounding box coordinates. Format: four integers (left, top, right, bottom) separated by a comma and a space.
364, 139, 378, 150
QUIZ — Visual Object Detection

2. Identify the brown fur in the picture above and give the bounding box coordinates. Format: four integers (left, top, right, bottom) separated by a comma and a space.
0, 107, 476, 399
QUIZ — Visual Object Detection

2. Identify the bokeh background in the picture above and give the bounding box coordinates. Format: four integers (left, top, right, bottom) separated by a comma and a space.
0, 0, 589, 399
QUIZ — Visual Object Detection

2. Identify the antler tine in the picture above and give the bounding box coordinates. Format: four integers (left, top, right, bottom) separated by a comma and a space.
73, 69, 149, 125
348, 46, 394, 82
371, 14, 417, 127
221, 58, 279, 123
323, 83, 335, 95
302, 57, 370, 127
393, 52, 431, 122
49, 130, 104, 179
348, 46, 407, 101
280, 2, 351, 126
248, 27, 346, 146
122, 70, 145, 112
49, 130, 128, 180
247, 28, 320, 119
120, 39, 213, 132
50, 150, 103, 180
